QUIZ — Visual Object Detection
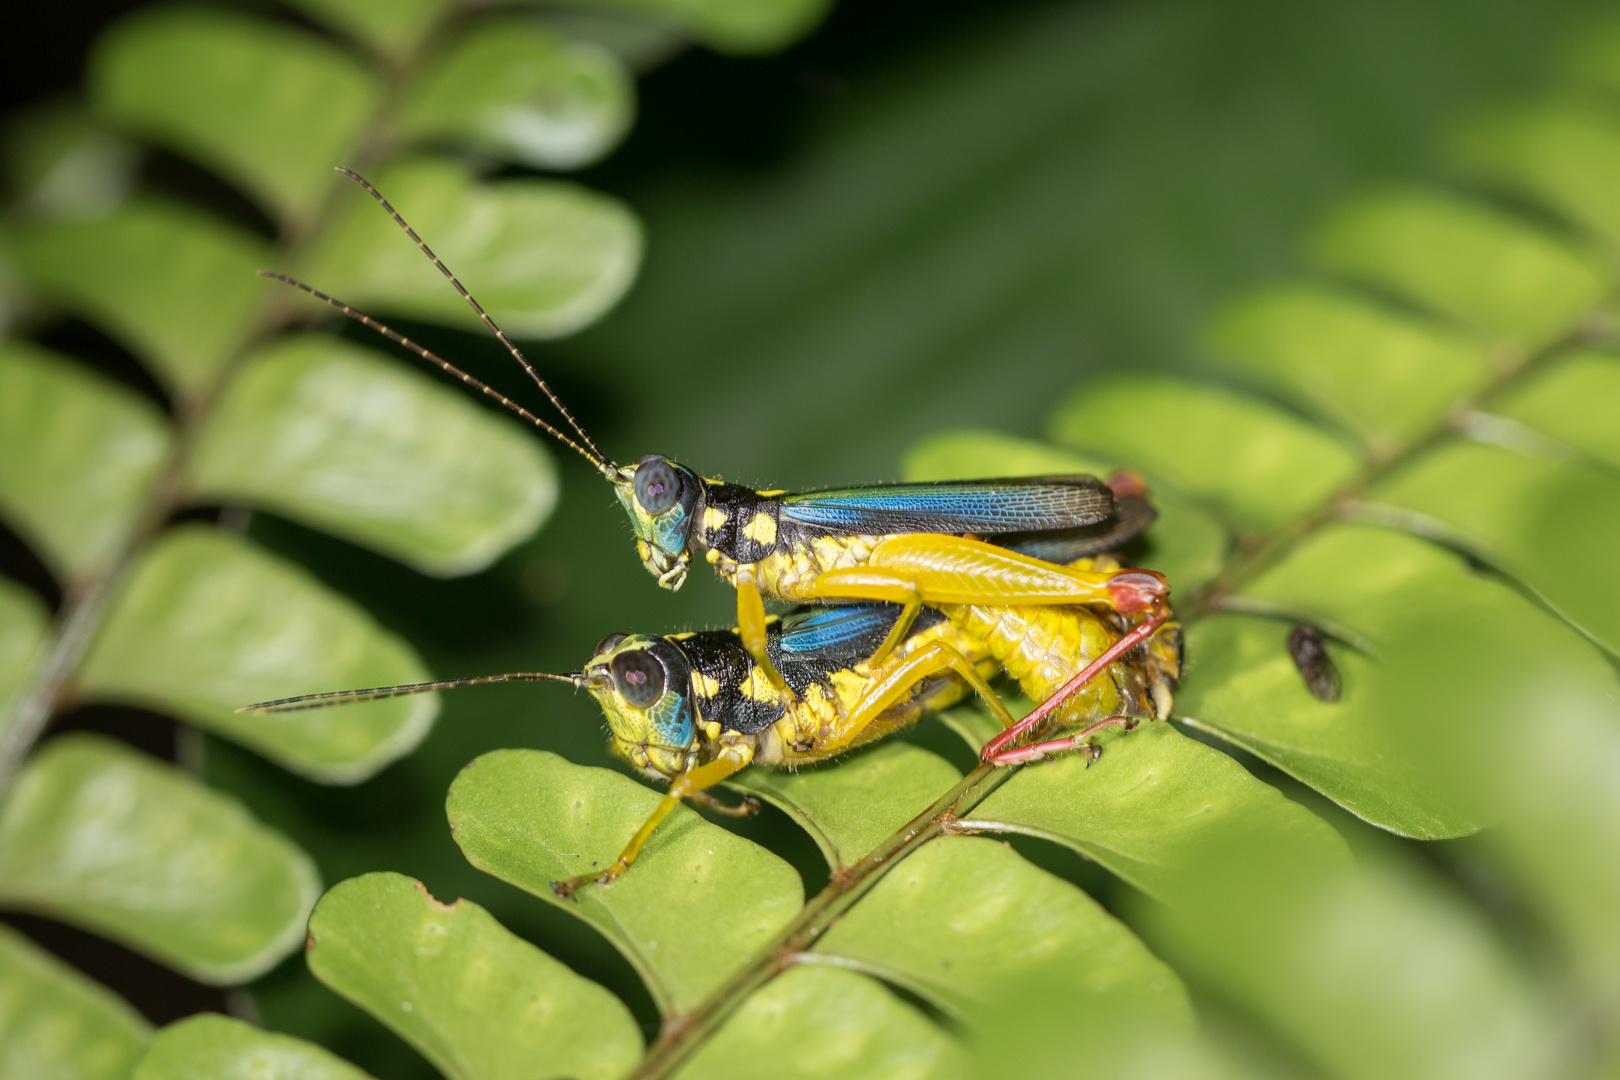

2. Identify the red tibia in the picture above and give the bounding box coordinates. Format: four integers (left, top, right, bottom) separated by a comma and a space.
980, 615, 1168, 763
1107, 468, 1149, 499
986, 715, 1138, 766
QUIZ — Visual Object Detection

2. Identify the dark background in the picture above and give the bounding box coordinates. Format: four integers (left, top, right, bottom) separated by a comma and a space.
3, 0, 1610, 1074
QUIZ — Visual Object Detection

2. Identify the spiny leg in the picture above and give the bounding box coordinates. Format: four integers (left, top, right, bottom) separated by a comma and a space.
690, 790, 761, 817
735, 570, 793, 698
552, 743, 754, 899
980, 614, 1167, 763
985, 716, 1138, 766
820, 640, 1017, 757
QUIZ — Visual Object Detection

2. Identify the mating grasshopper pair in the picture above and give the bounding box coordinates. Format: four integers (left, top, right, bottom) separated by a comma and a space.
243, 170, 1180, 896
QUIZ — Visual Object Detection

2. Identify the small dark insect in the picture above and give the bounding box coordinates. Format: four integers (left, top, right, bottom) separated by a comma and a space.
1288, 625, 1342, 702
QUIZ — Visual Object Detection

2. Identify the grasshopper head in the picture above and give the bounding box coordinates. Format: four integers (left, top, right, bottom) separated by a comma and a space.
612, 454, 702, 590
583, 632, 697, 780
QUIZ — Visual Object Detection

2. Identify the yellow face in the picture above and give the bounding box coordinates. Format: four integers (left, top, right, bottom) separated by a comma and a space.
583, 633, 697, 780
612, 456, 701, 590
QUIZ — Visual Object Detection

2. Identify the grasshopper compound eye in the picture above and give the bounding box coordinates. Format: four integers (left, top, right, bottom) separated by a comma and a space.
634, 455, 681, 515
610, 649, 665, 707
593, 633, 629, 657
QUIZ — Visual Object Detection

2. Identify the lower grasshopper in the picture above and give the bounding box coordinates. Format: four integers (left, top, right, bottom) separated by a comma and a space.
243, 561, 1178, 896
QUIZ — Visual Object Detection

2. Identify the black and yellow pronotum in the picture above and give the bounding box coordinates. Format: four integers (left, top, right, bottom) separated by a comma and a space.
242, 582, 1180, 897
259, 170, 1173, 694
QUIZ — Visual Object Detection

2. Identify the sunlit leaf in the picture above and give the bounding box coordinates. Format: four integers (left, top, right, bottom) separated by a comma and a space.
0, 343, 169, 581
1050, 377, 1360, 532
1311, 188, 1606, 349
1179, 524, 1620, 836
818, 836, 1192, 1025
0, 580, 48, 743
446, 749, 801, 1013
728, 741, 959, 868
284, 0, 449, 61
76, 526, 435, 783
0, 923, 150, 1080
8, 199, 269, 395
1368, 439, 1620, 655
1491, 350, 1620, 471
396, 18, 633, 171
133, 1013, 372, 1080
91, 7, 378, 223
1458, 99, 1620, 247
674, 965, 961, 1080
303, 157, 642, 338
562, 0, 834, 54
307, 873, 640, 1080
185, 335, 556, 576
956, 720, 1349, 898
901, 429, 1228, 590
0, 735, 319, 983
3, 100, 138, 221
1210, 286, 1491, 452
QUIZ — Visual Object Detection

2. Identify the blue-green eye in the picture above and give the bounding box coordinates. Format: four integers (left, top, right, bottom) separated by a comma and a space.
610, 649, 665, 707
634, 456, 681, 515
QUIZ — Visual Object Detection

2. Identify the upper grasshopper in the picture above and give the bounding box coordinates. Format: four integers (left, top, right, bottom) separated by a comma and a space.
262, 169, 1171, 692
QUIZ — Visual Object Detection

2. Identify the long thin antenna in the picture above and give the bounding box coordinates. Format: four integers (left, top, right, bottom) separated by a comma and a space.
335, 167, 612, 471
259, 271, 611, 474
237, 671, 584, 714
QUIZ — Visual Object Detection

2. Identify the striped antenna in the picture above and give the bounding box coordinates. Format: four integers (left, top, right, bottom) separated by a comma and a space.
259, 271, 612, 474
237, 671, 584, 714
334, 167, 614, 475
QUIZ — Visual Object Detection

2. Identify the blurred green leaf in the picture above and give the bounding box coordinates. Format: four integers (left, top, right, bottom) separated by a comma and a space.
133, 1013, 372, 1080
0, 342, 169, 581
1492, 350, 1620, 470
901, 429, 1228, 590
8, 199, 269, 395
186, 335, 556, 576
2, 100, 138, 221
1369, 439, 1620, 655
675, 965, 961, 1080
91, 7, 378, 223
1458, 99, 1620, 246
729, 741, 958, 869
1050, 376, 1360, 532
303, 158, 642, 338
284, 0, 449, 61
76, 526, 436, 783
563, 0, 833, 54
0, 735, 319, 983
446, 749, 801, 1013
958, 720, 1348, 897
1311, 188, 1606, 349
305, 872, 641, 1080
818, 835, 1192, 1025
1210, 286, 1491, 452
397, 19, 633, 171
0, 579, 48, 741
0, 922, 150, 1080
1139, 838, 1555, 1080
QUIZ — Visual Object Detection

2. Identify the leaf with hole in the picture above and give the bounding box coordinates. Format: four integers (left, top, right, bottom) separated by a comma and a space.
302, 157, 642, 338
0, 923, 150, 1080
0, 735, 319, 983
133, 1013, 372, 1080
306, 872, 641, 1080
446, 749, 802, 1013
185, 334, 556, 576
75, 526, 436, 783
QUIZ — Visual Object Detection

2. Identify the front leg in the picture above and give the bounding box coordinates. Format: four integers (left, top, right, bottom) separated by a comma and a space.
735, 568, 793, 698
552, 743, 755, 898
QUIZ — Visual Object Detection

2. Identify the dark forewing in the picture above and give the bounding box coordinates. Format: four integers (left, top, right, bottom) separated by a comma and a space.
993, 493, 1158, 562
780, 476, 1113, 534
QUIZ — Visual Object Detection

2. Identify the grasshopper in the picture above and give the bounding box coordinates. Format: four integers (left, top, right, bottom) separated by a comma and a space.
243, 576, 1178, 896
260, 170, 1172, 696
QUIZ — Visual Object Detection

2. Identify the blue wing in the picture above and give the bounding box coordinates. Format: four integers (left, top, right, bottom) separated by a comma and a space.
778, 604, 901, 655
780, 476, 1112, 534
